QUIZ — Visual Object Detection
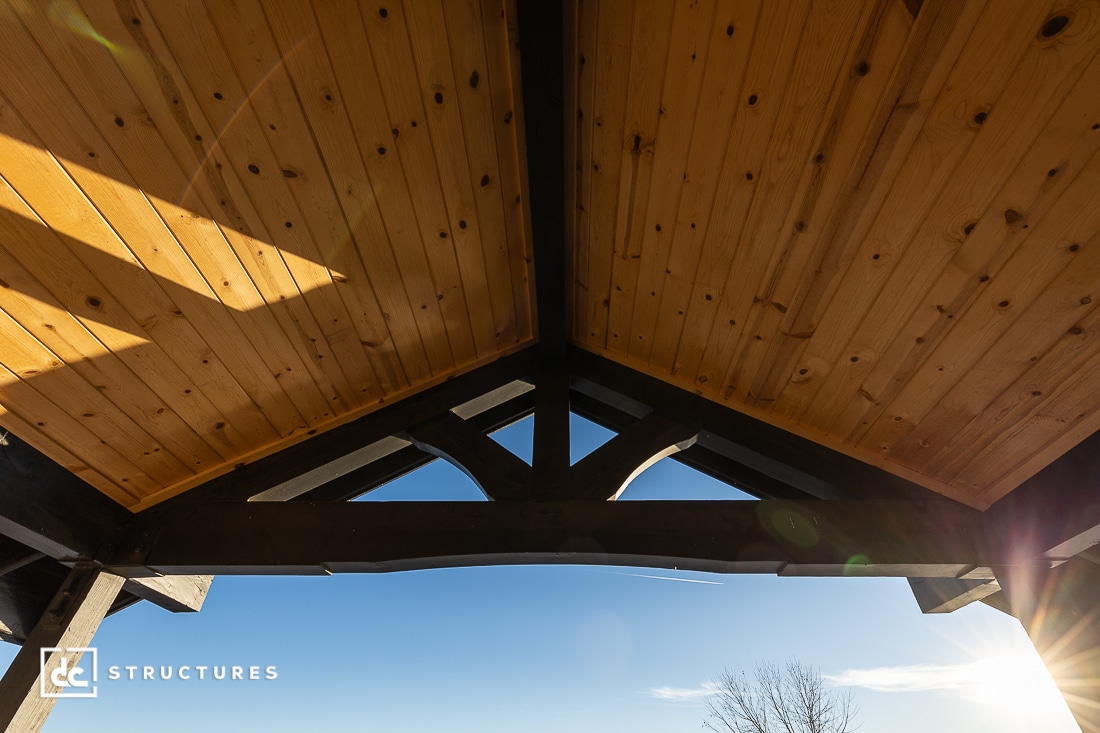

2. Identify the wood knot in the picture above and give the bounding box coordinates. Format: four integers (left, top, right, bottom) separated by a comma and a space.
1039, 14, 1070, 39
470, 70, 480, 88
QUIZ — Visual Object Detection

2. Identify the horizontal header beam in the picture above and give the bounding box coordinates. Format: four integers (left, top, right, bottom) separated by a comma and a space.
106, 500, 1004, 578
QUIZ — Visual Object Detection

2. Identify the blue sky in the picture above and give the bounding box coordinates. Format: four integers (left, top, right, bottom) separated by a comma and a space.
0, 414, 1079, 732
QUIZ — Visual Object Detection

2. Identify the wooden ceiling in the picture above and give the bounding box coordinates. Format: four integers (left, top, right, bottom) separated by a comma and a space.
1, 0, 1099, 512
0, 0, 533, 507
570, 0, 1100, 508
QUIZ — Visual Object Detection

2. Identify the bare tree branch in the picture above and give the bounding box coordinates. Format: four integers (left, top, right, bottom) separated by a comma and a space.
704, 660, 859, 733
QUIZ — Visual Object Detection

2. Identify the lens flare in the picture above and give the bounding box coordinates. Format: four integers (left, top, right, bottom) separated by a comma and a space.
179, 33, 312, 206
766, 506, 819, 548
45, 0, 118, 54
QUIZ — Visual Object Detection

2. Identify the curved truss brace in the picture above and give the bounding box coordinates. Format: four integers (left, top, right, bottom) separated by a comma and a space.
404, 411, 532, 501
571, 414, 698, 500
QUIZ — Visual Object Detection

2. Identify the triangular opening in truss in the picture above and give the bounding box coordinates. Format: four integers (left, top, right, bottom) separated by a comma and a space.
488, 414, 533, 465
355, 456, 488, 502
568, 412, 616, 465
616, 455, 756, 501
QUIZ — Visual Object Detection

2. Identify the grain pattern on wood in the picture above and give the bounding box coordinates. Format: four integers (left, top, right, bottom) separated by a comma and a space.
573, 0, 1100, 506
0, 0, 533, 503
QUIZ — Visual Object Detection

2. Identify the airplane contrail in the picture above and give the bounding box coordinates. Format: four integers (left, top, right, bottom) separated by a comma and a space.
608, 572, 722, 585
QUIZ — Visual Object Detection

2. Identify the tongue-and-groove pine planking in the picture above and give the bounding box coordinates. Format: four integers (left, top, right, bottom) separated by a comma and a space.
0, 0, 533, 507
572, 0, 1100, 508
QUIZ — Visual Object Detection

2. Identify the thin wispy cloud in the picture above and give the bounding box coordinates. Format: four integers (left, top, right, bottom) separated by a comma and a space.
825, 655, 1065, 711
646, 681, 721, 701
825, 663, 982, 692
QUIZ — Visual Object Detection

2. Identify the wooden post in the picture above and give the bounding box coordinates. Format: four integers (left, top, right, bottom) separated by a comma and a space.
0, 567, 124, 733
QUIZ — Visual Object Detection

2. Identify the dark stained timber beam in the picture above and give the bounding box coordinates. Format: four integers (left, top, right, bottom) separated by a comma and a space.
163, 347, 537, 506
0, 434, 130, 562
517, 0, 572, 499
987, 427, 1100, 560
568, 389, 817, 500
532, 365, 572, 499
404, 412, 532, 501
517, 0, 566, 356
569, 347, 933, 501
572, 414, 698, 500
104, 500, 1007, 578
292, 388, 537, 503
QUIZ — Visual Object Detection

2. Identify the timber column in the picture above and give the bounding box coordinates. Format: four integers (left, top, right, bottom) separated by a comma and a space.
0, 567, 124, 733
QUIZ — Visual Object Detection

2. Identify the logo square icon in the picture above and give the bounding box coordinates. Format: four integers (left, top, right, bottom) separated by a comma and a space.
39, 647, 98, 699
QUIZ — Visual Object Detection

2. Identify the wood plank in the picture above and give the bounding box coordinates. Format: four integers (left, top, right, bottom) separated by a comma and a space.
760, 0, 985, 420
0, 208, 223, 471
430, 0, 522, 351
79, 0, 373, 414
481, 0, 534, 342
139, 0, 392, 402
669, 0, 810, 383
855, 70, 1100, 468
189, 0, 405, 395
962, 310, 1100, 505
604, 0, 674, 354
214, 0, 447, 382
258, 0, 445, 384
736, 0, 913, 404
784, 0, 1059, 426
0, 174, 263, 466
0, 407, 128, 505
646, 0, 762, 372
0, 2, 319, 440
694, 0, 875, 396
580, 0, 635, 349
0, 309, 188, 486
0, 361, 153, 500
625, 0, 717, 363
354, 0, 479, 367
816, 0, 1100, 443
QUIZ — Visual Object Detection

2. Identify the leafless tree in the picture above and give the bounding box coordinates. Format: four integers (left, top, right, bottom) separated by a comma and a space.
704, 660, 858, 733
